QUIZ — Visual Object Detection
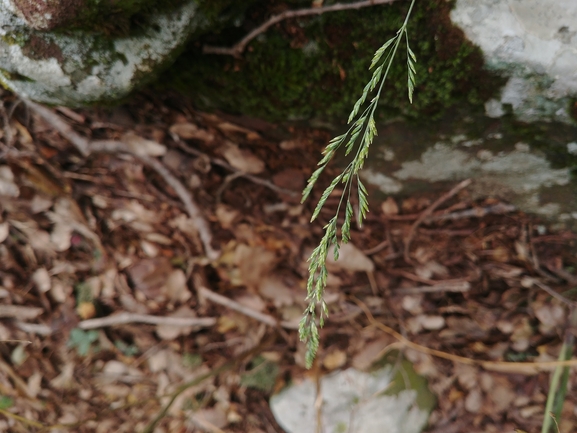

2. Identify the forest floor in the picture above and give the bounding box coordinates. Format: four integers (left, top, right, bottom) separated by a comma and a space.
0, 89, 576, 433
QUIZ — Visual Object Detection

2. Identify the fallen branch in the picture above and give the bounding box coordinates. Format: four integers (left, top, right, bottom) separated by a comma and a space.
404, 179, 472, 263
23, 100, 219, 260
77, 312, 217, 330
203, 0, 398, 58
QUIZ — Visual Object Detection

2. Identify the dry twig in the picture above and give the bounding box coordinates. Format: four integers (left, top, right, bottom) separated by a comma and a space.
394, 281, 471, 295
404, 179, 472, 262
384, 202, 514, 222
203, 0, 398, 57
533, 280, 577, 307
197, 286, 299, 330
352, 296, 577, 374
77, 312, 217, 330
23, 100, 219, 260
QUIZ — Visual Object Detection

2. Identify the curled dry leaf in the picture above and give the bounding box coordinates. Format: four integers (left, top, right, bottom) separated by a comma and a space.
0, 165, 20, 197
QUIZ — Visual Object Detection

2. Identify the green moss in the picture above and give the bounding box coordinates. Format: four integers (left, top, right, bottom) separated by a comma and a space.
161, 0, 502, 122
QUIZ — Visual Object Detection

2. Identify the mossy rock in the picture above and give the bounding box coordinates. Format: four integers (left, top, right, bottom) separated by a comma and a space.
163, 0, 503, 122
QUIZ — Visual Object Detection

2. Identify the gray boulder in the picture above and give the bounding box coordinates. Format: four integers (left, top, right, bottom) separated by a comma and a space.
0, 0, 202, 105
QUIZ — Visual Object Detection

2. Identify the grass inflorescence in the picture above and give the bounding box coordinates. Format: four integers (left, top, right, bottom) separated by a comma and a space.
299, 0, 417, 368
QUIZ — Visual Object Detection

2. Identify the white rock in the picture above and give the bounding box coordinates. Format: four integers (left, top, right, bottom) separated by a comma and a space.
270, 367, 431, 433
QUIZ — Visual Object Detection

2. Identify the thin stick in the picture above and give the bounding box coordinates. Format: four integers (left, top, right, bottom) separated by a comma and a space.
394, 281, 471, 295
77, 312, 217, 330
362, 239, 389, 255
384, 202, 514, 222
23, 101, 219, 260
24, 99, 90, 156
142, 336, 275, 433
404, 179, 472, 262
203, 0, 398, 57
533, 281, 576, 307
197, 286, 299, 330
352, 296, 577, 374
426, 202, 515, 222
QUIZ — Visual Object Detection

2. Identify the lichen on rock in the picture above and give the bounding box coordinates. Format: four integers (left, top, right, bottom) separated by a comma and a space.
0, 0, 202, 106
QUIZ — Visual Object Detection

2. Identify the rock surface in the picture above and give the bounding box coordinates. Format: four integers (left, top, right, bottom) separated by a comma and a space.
362, 112, 577, 228
270, 366, 433, 433
0, 0, 202, 106
451, 0, 577, 122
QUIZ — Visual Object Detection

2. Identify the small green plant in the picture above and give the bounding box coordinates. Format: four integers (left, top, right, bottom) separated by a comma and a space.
114, 339, 139, 357
0, 395, 14, 409
299, 0, 417, 368
67, 328, 99, 356
240, 356, 280, 393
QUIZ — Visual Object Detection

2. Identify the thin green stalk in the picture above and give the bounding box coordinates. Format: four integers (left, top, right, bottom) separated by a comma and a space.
541, 307, 577, 433
299, 0, 418, 368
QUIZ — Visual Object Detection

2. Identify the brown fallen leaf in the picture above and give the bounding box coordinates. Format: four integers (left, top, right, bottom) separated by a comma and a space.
351, 336, 392, 371
220, 141, 265, 174
258, 275, 295, 307
326, 242, 375, 273
381, 197, 399, 216
128, 257, 173, 300
169, 122, 215, 142
234, 244, 277, 289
